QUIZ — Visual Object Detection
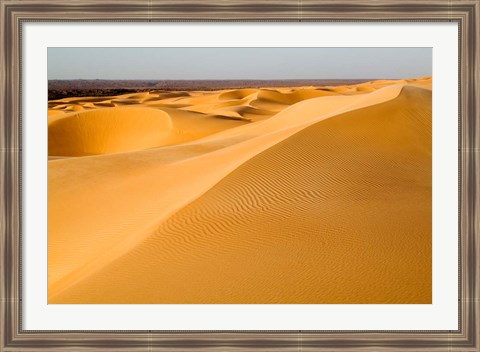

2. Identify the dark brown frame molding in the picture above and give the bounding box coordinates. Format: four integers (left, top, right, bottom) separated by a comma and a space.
1, 0, 479, 351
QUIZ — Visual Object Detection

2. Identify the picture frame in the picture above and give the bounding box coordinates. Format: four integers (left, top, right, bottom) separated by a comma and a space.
1, 0, 478, 351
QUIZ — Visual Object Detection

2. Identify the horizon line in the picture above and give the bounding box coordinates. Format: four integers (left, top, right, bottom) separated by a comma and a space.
49, 76, 431, 81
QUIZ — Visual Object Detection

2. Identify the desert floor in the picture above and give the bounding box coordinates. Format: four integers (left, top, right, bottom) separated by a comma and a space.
48, 77, 432, 303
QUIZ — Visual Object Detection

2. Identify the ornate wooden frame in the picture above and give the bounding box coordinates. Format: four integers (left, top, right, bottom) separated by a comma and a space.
1, 1, 479, 351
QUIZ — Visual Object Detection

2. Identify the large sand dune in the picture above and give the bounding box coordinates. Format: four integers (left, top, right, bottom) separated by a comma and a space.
48, 77, 432, 303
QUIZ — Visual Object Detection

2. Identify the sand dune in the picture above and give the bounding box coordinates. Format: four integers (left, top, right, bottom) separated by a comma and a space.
48, 107, 174, 156
48, 77, 432, 303
218, 88, 258, 100
47, 109, 65, 116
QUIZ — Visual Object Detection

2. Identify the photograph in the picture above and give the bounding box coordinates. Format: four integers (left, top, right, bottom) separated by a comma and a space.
47, 47, 433, 304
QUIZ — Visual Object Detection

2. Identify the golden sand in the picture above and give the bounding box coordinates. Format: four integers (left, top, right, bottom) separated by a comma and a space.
48, 77, 432, 303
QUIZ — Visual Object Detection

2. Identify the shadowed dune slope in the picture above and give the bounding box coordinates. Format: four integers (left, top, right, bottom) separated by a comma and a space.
51, 86, 432, 304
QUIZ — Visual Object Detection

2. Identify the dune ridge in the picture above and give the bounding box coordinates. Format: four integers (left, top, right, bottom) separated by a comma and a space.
48, 77, 432, 303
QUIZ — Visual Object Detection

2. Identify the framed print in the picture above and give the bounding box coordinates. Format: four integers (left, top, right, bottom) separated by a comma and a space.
1, 0, 479, 351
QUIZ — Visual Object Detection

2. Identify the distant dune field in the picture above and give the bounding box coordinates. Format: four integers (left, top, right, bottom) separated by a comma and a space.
48, 77, 432, 303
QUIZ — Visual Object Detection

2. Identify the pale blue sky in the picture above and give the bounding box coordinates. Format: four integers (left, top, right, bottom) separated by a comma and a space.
48, 48, 431, 80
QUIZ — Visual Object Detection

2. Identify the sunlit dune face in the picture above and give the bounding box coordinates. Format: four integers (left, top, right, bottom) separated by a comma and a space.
48, 77, 432, 304
48, 107, 173, 156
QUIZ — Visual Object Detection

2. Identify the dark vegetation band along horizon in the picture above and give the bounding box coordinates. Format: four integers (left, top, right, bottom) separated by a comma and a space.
48, 79, 379, 100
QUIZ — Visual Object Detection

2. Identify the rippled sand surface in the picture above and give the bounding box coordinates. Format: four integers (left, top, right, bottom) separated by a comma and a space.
48, 77, 432, 303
